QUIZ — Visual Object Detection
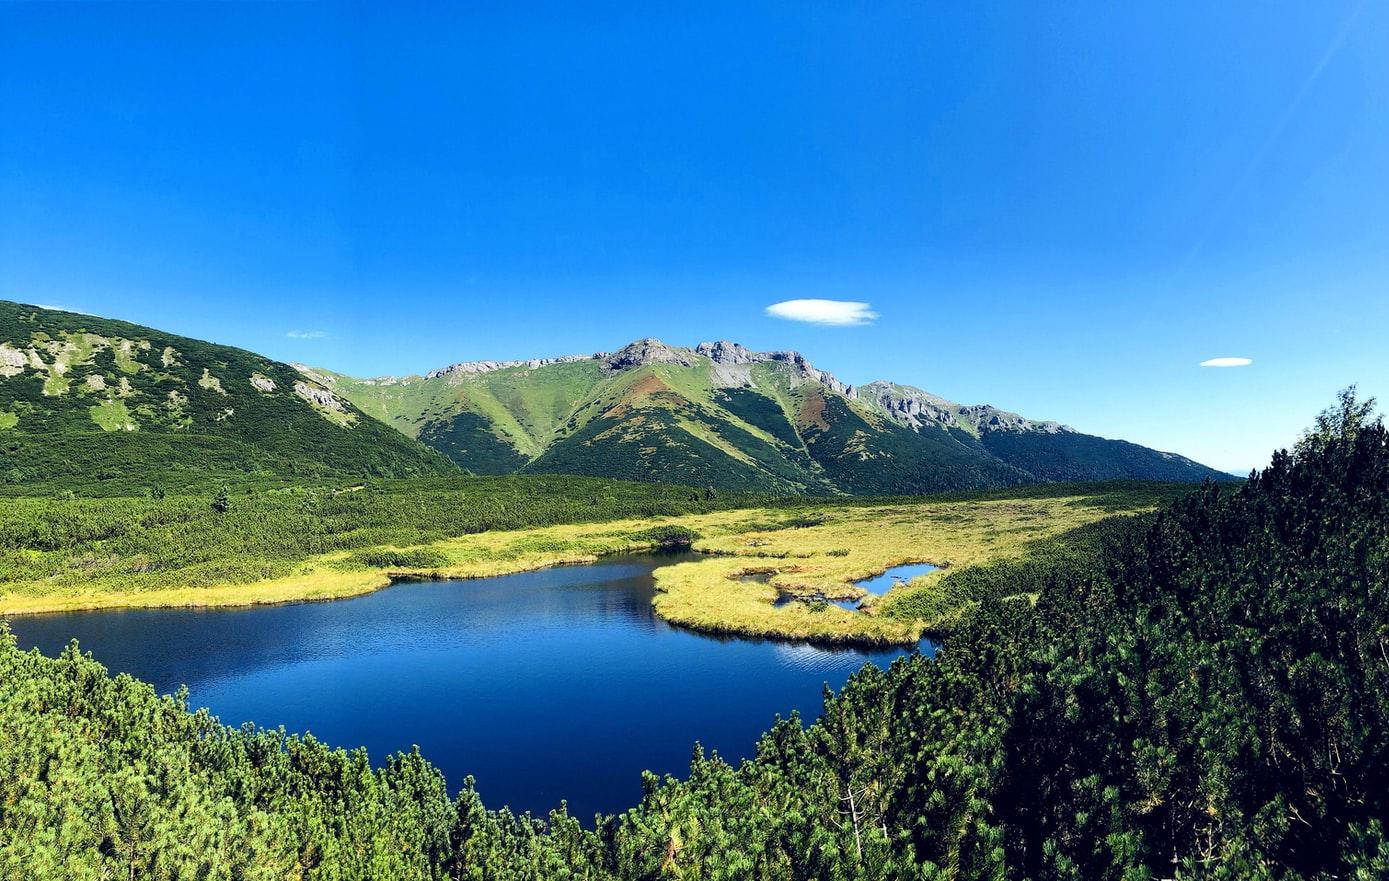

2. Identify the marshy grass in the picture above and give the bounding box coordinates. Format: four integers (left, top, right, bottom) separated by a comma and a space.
0, 485, 1173, 643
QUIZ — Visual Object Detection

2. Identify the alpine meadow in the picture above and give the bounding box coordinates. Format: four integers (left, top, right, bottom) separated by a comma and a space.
3, 3, 1388, 880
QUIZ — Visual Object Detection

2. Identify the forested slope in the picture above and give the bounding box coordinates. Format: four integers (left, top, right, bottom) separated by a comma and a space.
2, 393, 1385, 879
0, 301, 456, 492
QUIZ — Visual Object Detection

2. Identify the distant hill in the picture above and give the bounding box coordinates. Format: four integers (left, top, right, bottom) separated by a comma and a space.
0, 301, 457, 492
317, 338, 1233, 494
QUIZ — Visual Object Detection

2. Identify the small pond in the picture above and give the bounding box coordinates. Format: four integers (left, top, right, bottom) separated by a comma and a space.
5, 554, 935, 819
855, 562, 940, 595
774, 561, 940, 611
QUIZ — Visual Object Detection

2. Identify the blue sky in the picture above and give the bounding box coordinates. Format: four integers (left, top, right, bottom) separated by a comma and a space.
2, 2, 1386, 473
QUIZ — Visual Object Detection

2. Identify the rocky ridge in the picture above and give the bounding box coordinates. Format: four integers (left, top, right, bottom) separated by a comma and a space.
402, 337, 1072, 436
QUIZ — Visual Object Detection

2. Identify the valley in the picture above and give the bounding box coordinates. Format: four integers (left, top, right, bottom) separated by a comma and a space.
0, 476, 1176, 644
1, 300, 1382, 880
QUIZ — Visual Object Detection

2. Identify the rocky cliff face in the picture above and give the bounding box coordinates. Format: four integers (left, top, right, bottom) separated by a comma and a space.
695, 340, 857, 397
858, 381, 963, 430
959, 403, 1069, 434
857, 380, 1071, 435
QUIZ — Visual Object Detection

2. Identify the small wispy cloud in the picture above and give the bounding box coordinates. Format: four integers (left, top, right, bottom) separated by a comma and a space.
764, 299, 878, 326
34, 303, 90, 315
1200, 357, 1252, 368
286, 330, 329, 340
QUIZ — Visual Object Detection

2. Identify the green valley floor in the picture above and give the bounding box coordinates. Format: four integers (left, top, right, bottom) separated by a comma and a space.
0, 477, 1180, 644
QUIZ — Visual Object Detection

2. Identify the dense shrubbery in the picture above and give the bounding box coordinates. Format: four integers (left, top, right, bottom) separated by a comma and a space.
801, 393, 1034, 494
881, 516, 1118, 630
0, 475, 761, 595
0, 474, 1180, 601
3, 395, 1386, 878
527, 405, 828, 495
628, 524, 700, 550
0, 302, 459, 489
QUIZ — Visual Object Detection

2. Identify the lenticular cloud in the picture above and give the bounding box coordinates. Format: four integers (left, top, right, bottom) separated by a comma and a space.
764, 299, 878, 326
1200, 357, 1253, 368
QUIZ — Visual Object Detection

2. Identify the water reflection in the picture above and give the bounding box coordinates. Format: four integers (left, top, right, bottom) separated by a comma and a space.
7, 554, 933, 820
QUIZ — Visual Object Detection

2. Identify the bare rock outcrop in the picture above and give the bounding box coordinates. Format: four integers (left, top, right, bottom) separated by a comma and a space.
0, 343, 28, 378
293, 380, 347, 412
696, 340, 856, 396
603, 339, 695, 370
425, 353, 598, 380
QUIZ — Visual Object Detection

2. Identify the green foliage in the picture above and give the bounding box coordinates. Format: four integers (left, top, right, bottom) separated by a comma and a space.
210, 486, 230, 514
802, 392, 1035, 493
880, 516, 1120, 630
2, 398, 1381, 878
980, 428, 1234, 482
712, 387, 804, 448
0, 301, 458, 488
526, 405, 829, 494
419, 410, 529, 474
0, 475, 762, 597
629, 524, 699, 550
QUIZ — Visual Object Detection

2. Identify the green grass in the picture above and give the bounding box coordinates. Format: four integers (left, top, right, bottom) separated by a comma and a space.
87, 398, 135, 431
649, 485, 1173, 644
0, 477, 1181, 644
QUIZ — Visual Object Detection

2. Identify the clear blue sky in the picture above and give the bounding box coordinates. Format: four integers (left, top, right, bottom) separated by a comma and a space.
2, 2, 1386, 472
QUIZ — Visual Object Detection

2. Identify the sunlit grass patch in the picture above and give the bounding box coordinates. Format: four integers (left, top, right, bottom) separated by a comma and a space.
0, 482, 1174, 643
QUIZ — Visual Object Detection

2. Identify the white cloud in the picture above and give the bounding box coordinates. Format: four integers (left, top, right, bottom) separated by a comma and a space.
764, 299, 878, 326
34, 303, 90, 315
1200, 357, 1252, 368
286, 330, 329, 340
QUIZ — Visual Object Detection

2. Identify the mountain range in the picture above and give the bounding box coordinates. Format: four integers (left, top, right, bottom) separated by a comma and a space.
0, 301, 1231, 494
312, 337, 1233, 494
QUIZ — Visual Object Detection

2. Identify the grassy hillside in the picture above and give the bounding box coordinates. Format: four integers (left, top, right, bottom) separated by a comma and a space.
324, 339, 1234, 495
0, 302, 457, 491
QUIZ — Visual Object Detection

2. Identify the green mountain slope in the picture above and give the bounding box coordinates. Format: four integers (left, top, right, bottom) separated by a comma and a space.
0, 301, 457, 492
322, 338, 1233, 494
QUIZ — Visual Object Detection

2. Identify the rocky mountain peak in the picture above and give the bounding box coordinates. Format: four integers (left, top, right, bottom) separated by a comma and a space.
411, 337, 1070, 437
695, 340, 856, 397
603, 338, 695, 370
694, 340, 757, 365
859, 381, 963, 430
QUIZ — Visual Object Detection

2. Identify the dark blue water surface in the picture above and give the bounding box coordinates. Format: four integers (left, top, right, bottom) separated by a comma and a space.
6, 554, 933, 819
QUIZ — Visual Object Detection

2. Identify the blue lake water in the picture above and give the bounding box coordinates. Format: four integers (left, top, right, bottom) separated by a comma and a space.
856, 562, 940, 595
773, 561, 940, 611
5, 554, 934, 819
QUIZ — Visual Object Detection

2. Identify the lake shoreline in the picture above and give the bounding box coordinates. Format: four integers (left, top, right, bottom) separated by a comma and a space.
0, 548, 930, 648
2, 490, 1167, 645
